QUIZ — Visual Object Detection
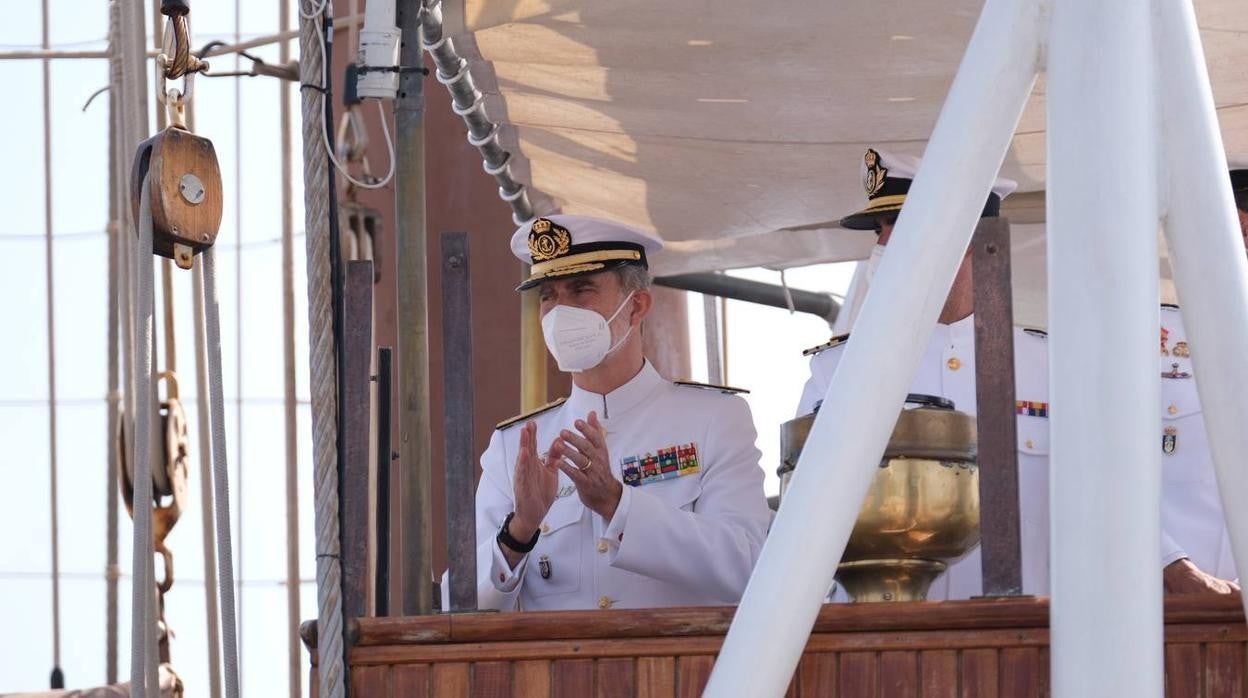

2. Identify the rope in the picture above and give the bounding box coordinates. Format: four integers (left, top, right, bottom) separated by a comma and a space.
40, 0, 63, 686
131, 174, 158, 698
280, 0, 303, 692
105, 3, 122, 683
300, 6, 346, 696
202, 247, 242, 698
192, 261, 224, 698
231, 0, 246, 677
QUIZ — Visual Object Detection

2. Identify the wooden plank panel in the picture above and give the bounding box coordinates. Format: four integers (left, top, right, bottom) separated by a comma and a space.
1205, 642, 1246, 697
839, 652, 878, 697
596, 658, 636, 698
919, 650, 958, 698
351, 665, 391, 695
798, 652, 837, 697
471, 661, 513, 698
1165, 644, 1203, 698
879, 651, 918, 698
393, 663, 431, 698
676, 655, 715, 697
637, 656, 677, 698
960, 649, 998, 698
552, 659, 594, 698
999, 647, 1044, 698
514, 660, 552, 698
433, 662, 471, 698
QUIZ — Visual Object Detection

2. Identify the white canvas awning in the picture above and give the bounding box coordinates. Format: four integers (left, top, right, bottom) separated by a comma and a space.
440, 0, 1248, 321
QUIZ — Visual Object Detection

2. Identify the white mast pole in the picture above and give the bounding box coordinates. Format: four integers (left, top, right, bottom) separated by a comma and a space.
1047, 0, 1164, 694
703, 0, 1041, 693
1155, 0, 1248, 621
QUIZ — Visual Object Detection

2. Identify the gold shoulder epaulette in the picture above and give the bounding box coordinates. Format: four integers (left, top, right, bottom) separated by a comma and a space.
673, 380, 750, 395
1022, 327, 1048, 339
802, 333, 850, 357
495, 397, 567, 430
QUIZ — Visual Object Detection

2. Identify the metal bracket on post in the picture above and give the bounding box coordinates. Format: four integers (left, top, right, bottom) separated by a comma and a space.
341, 260, 375, 622
971, 216, 1024, 596
441, 231, 478, 612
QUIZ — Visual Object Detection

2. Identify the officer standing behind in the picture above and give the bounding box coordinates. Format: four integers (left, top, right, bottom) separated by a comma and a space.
471, 215, 771, 612
1156, 165, 1248, 594
797, 149, 1047, 600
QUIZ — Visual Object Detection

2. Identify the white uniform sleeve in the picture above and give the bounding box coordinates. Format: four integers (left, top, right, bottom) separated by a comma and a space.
602, 395, 770, 603
1160, 529, 1187, 569
797, 349, 842, 417
474, 429, 526, 611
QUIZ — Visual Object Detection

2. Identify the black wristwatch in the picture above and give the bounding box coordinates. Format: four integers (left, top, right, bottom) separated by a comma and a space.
497, 511, 541, 554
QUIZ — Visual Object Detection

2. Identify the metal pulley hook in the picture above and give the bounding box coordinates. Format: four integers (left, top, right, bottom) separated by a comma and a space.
156, 15, 208, 123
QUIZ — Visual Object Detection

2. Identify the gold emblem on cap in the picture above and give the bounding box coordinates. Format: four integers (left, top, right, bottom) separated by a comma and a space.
863, 148, 888, 198
528, 217, 571, 262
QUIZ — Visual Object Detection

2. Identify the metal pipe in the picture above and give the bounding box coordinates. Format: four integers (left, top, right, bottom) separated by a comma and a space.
440, 232, 478, 611
1048, 0, 1163, 693
395, 0, 434, 616
0, 16, 364, 62
278, 2, 300, 696
654, 273, 840, 325
1156, 0, 1248, 624
420, 0, 534, 226
703, 0, 1041, 692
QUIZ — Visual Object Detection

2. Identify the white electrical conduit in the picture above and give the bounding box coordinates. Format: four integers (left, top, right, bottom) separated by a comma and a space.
1156, 0, 1248, 624
703, 0, 1042, 693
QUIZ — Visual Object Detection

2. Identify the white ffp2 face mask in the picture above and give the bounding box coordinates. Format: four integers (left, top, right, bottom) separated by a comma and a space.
540, 291, 636, 373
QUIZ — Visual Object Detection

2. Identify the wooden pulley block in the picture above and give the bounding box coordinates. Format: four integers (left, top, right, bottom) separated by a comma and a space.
117, 373, 191, 552
130, 125, 223, 269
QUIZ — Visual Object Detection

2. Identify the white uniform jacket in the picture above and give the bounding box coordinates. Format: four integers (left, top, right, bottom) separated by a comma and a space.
797, 315, 1052, 599
473, 361, 771, 612
1159, 305, 1237, 580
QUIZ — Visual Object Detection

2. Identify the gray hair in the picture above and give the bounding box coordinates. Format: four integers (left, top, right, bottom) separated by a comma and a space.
615, 264, 652, 293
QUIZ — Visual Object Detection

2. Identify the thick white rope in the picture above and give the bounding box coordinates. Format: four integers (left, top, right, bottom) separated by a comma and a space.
201, 247, 242, 698
191, 261, 224, 698
130, 175, 157, 698
300, 6, 347, 696
280, 0, 303, 693
40, 0, 62, 684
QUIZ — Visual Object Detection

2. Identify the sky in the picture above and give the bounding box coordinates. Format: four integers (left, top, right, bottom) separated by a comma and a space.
0, 1, 855, 694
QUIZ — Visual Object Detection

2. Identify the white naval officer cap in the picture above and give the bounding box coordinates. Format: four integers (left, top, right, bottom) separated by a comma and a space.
839, 148, 1019, 231
509, 214, 664, 291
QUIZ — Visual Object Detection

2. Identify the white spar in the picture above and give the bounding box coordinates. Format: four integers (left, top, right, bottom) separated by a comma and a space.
702, 0, 1042, 694
1047, 0, 1165, 693
1156, 0, 1248, 624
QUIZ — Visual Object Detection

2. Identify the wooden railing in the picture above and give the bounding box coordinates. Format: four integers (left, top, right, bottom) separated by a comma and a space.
302, 594, 1247, 696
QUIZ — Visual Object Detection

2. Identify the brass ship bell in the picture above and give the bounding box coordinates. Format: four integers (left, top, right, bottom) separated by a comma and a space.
779, 394, 980, 602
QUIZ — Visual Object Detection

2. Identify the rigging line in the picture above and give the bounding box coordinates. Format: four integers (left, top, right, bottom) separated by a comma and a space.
232, 0, 246, 683
41, 0, 63, 687
279, 0, 303, 695
192, 261, 225, 698
105, 3, 122, 684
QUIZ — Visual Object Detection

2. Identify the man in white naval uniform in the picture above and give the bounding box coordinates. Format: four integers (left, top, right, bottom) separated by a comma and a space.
797, 149, 1043, 600
471, 215, 771, 612
799, 150, 1242, 599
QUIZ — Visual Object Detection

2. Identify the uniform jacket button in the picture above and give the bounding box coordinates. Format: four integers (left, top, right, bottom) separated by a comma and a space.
541, 523, 551, 534
597, 539, 609, 553
598, 596, 613, 609
946, 357, 962, 371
